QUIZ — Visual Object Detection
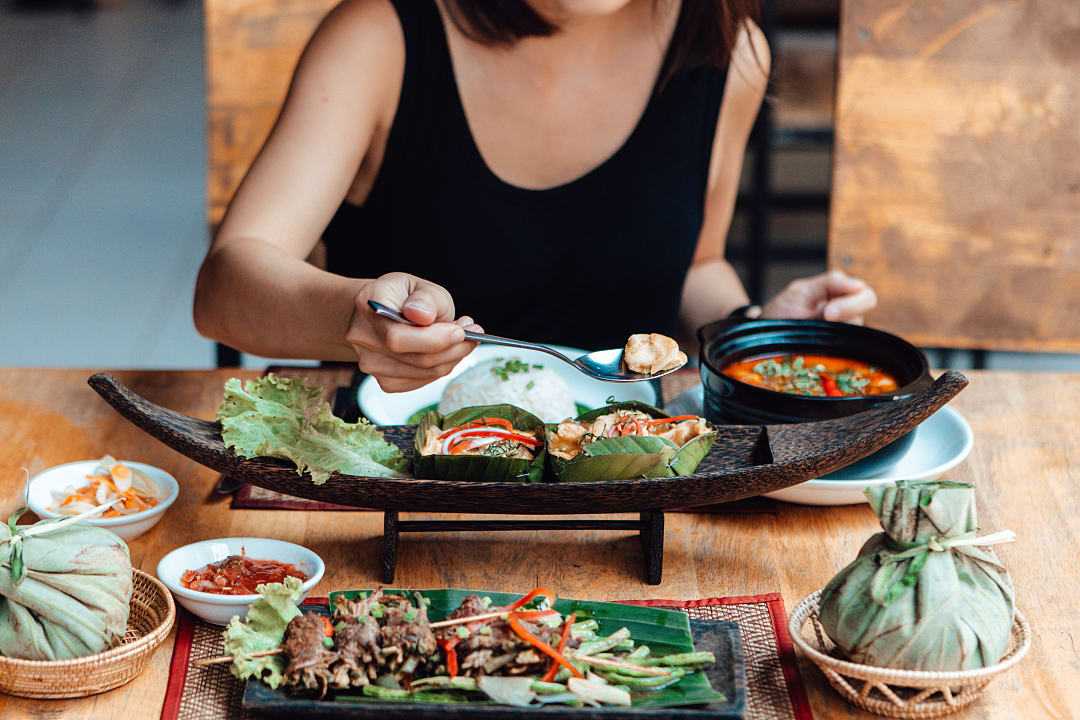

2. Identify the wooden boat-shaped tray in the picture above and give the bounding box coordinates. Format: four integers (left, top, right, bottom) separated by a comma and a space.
87, 371, 967, 513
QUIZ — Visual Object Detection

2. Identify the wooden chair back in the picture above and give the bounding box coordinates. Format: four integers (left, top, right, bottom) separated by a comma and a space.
829, 1, 1080, 352
206, 0, 337, 226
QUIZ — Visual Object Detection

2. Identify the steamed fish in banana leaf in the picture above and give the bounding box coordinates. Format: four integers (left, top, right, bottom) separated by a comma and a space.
548, 402, 715, 482
415, 405, 546, 482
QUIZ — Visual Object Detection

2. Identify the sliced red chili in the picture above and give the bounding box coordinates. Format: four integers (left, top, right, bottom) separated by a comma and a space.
439, 637, 459, 677
645, 415, 699, 425
821, 376, 842, 397
508, 587, 556, 612
507, 613, 582, 679
541, 612, 576, 682
438, 417, 514, 440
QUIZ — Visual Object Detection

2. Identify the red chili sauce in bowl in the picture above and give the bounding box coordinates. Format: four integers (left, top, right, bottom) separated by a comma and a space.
180, 554, 307, 595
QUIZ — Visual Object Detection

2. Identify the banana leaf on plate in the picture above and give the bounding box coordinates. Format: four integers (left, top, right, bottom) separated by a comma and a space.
240, 588, 739, 717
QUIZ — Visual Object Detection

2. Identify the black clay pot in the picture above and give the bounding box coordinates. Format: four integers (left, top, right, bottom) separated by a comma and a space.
697, 318, 933, 477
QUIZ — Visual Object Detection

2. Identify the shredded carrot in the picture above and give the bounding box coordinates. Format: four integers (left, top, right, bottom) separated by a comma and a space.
508, 587, 556, 612
542, 612, 576, 682
507, 613, 582, 679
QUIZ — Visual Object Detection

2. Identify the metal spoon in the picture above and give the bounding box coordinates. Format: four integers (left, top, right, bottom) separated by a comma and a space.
368, 300, 685, 383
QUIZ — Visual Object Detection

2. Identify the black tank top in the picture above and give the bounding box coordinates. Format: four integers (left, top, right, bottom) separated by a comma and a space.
323, 0, 727, 351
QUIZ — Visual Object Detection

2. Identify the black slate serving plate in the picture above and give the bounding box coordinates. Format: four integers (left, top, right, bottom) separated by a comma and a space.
242, 618, 745, 719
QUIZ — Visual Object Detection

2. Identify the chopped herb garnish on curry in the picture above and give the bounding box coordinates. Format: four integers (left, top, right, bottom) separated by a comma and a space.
723, 354, 899, 397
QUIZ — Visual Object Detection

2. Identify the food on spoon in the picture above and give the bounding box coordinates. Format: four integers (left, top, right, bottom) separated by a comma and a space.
818, 480, 1015, 671
217, 374, 406, 484
547, 402, 715, 482
181, 554, 307, 595
414, 405, 547, 483
623, 334, 687, 375
225, 584, 719, 707
437, 357, 577, 423
0, 507, 132, 660
723, 353, 899, 397
48, 455, 161, 517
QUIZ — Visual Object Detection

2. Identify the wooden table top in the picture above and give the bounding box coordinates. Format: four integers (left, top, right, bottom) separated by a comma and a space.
0, 368, 1076, 719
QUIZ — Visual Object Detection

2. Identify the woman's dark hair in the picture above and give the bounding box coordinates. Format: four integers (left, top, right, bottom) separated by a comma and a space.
443, 1, 762, 83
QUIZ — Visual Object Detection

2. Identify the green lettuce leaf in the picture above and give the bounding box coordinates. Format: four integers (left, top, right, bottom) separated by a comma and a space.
217, 375, 406, 484
223, 576, 304, 688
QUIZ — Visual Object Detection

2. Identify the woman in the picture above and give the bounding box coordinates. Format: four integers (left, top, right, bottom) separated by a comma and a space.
194, 0, 876, 391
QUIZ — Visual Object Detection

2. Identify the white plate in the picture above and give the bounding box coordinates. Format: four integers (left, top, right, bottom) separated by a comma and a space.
26, 460, 180, 541
764, 406, 973, 505
358, 344, 659, 425
156, 537, 325, 626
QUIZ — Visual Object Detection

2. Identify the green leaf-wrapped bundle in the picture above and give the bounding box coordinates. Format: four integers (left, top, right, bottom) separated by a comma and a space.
548, 402, 716, 483
818, 480, 1015, 671
414, 404, 547, 483
0, 515, 132, 660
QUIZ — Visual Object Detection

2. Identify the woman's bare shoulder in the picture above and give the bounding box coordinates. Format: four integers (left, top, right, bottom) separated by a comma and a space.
729, 18, 771, 97
299, 0, 405, 95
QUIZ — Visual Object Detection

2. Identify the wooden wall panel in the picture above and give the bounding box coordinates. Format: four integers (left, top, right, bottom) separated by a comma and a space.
206, 0, 337, 226
830, 1, 1080, 352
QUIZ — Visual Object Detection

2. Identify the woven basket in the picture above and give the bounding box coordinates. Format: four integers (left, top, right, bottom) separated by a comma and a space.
0, 569, 175, 699
789, 590, 1029, 719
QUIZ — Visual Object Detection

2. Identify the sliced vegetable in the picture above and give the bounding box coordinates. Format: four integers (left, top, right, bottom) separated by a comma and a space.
542, 612, 576, 682
477, 676, 537, 707
568, 677, 632, 707
507, 613, 583, 679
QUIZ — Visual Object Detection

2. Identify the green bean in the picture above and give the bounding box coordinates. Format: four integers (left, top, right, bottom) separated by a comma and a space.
409, 676, 478, 692
627, 645, 650, 660
361, 685, 411, 700
574, 627, 631, 656
595, 668, 687, 689
530, 680, 568, 695
612, 639, 634, 652
571, 619, 599, 637
642, 651, 716, 668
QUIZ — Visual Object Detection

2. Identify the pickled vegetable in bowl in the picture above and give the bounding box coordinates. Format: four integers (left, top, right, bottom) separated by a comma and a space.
48, 455, 162, 517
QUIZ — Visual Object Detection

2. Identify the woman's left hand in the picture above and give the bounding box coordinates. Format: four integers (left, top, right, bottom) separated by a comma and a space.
761, 270, 877, 324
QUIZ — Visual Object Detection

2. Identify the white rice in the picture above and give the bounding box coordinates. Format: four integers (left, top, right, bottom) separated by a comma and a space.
438, 357, 577, 423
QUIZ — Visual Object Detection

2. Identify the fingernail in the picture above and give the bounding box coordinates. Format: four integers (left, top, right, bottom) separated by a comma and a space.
823, 305, 840, 321
403, 299, 433, 314
457, 316, 473, 327
467, 324, 483, 334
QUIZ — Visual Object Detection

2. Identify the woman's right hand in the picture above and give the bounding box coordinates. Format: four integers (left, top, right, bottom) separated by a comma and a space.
346, 273, 481, 392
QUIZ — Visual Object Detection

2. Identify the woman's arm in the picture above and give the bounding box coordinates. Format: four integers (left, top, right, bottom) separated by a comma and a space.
681, 21, 877, 344
679, 21, 770, 340
194, 0, 479, 388
194, 0, 398, 359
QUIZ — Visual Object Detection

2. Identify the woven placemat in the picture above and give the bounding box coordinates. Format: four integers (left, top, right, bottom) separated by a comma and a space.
161, 594, 812, 720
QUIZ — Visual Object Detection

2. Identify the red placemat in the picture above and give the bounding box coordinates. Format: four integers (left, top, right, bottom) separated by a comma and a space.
161, 593, 812, 720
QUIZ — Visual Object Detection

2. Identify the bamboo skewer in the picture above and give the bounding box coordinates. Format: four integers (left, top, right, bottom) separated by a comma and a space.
192, 609, 551, 668
194, 647, 283, 668
429, 609, 553, 629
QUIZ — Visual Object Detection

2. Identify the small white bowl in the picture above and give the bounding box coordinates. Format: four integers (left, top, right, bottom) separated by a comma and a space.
156, 538, 325, 626
26, 460, 180, 541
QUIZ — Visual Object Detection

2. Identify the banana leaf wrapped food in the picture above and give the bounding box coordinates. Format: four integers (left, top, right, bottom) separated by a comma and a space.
415, 404, 547, 483
0, 511, 132, 660
547, 402, 716, 482
818, 480, 1015, 671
